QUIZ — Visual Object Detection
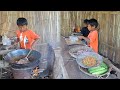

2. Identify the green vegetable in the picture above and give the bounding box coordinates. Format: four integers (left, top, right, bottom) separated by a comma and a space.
88, 62, 108, 72
88, 66, 103, 71
100, 62, 108, 69
88, 67, 106, 73
91, 68, 108, 75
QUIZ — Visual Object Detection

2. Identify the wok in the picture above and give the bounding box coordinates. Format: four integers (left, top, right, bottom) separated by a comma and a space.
4, 49, 41, 69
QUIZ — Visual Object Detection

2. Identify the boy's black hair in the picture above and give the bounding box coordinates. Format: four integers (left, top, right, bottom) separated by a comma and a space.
84, 19, 89, 24
17, 17, 28, 26
88, 18, 98, 28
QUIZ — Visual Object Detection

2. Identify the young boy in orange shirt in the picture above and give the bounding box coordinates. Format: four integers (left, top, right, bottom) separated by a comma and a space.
15, 17, 40, 49
78, 19, 98, 53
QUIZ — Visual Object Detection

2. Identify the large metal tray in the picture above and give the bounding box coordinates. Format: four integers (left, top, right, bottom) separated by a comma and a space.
78, 58, 112, 79
76, 52, 103, 68
69, 45, 93, 58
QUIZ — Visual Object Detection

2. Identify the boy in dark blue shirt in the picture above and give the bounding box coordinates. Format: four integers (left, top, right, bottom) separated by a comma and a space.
80, 19, 90, 44
80, 19, 90, 37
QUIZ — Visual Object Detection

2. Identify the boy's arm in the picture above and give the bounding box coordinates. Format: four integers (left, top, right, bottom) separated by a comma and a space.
78, 30, 97, 44
8, 37, 20, 49
78, 36, 90, 44
31, 38, 40, 49
11, 31, 20, 46
29, 30, 40, 49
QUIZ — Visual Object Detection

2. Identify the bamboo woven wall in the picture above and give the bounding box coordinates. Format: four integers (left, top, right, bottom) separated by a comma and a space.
0, 11, 61, 48
0, 11, 120, 64
61, 11, 120, 64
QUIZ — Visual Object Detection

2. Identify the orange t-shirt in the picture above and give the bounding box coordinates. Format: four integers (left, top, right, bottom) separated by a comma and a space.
16, 30, 40, 49
87, 30, 98, 53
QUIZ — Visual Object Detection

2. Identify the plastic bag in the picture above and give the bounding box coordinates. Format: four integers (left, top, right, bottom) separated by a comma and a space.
2, 35, 11, 45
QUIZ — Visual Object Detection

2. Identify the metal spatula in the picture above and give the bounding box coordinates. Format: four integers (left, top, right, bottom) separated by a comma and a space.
23, 49, 33, 61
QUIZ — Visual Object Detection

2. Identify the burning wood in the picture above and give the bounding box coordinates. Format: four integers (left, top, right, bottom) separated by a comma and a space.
32, 66, 40, 77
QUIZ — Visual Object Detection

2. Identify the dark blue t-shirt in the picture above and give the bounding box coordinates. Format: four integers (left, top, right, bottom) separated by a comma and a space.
81, 27, 90, 37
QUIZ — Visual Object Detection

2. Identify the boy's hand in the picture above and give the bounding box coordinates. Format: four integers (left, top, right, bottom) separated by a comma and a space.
78, 36, 84, 40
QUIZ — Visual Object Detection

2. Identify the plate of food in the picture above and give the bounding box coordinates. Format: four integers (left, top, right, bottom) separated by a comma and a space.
76, 52, 103, 68
65, 36, 84, 45
69, 46, 94, 58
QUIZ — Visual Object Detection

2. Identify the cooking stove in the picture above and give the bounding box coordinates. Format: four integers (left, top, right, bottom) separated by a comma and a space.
0, 43, 55, 79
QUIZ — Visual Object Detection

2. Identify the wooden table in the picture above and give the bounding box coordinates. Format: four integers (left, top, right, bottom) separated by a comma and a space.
60, 36, 117, 79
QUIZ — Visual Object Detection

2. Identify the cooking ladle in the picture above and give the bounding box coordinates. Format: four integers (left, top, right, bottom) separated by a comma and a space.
23, 49, 33, 61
